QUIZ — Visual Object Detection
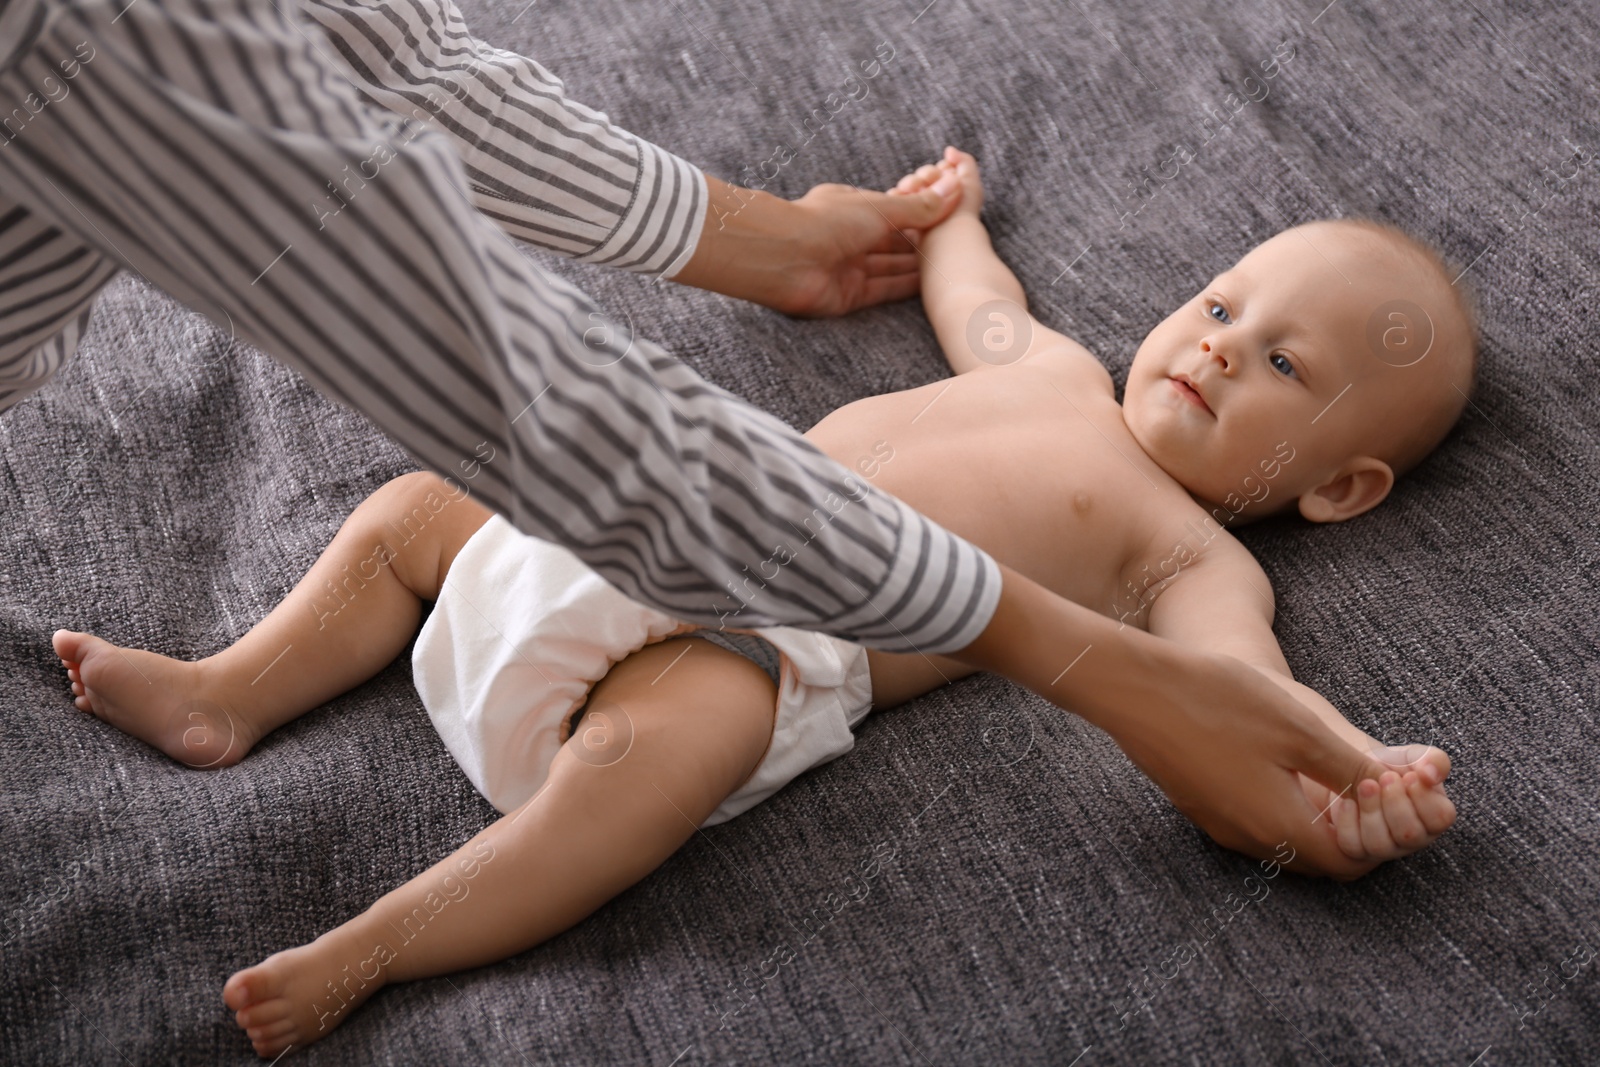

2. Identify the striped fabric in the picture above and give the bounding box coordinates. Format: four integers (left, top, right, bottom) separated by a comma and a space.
0, 0, 1001, 653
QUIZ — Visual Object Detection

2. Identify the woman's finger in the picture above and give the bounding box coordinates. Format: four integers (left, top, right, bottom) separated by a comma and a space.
863, 252, 921, 277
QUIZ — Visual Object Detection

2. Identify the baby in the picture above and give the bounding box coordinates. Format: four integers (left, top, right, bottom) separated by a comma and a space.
51, 147, 1463, 1057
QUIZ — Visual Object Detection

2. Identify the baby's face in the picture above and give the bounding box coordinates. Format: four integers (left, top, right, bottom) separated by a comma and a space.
1122, 224, 1437, 522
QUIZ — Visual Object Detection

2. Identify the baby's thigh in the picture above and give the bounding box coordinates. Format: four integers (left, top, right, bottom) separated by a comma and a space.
566, 635, 779, 818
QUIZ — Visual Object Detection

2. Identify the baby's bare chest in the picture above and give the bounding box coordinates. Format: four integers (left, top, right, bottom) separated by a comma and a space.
805, 368, 1188, 617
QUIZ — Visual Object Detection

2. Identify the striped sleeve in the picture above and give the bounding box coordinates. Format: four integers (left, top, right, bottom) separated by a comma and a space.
301, 0, 706, 278
0, 204, 119, 414
0, 0, 1001, 654
0, 1, 49, 74
0, 1, 121, 416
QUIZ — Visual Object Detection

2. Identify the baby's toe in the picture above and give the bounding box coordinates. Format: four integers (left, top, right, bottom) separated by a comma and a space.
223, 967, 281, 1013
247, 1019, 298, 1048
52, 629, 92, 664
236, 998, 293, 1030
251, 1030, 296, 1059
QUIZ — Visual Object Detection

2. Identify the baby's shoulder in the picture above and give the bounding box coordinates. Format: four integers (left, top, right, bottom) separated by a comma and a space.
1013, 323, 1115, 398
1183, 517, 1264, 572
1143, 511, 1275, 597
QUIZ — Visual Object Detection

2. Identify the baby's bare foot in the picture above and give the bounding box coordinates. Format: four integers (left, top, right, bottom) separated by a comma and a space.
51, 629, 257, 768
223, 927, 388, 1058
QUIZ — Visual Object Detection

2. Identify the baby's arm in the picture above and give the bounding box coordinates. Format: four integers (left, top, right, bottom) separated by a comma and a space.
891, 148, 1023, 374
891, 148, 1098, 380
1144, 547, 1457, 866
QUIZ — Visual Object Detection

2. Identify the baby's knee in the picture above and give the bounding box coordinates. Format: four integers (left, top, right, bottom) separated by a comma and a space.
353, 471, 460, 594
377, 470, 452, 508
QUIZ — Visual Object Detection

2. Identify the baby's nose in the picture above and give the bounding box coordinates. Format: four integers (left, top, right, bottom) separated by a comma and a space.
1200, 338, 1234, 368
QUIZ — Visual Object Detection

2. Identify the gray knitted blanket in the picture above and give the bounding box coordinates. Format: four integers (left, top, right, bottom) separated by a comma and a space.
2, 0, 1595, 1063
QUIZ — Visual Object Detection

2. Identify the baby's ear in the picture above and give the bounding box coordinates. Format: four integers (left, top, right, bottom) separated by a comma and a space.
1296, 458, 1394, 523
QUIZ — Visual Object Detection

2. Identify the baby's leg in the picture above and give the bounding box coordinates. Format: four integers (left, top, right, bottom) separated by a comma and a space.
223, 633, 779, 1058
52, 471, 491, 767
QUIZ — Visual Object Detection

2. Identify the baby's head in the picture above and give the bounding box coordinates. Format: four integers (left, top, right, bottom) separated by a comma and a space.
1122, 218, 1478, 525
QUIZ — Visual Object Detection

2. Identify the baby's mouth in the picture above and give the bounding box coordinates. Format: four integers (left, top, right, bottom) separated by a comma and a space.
1169, 375, 1214, 416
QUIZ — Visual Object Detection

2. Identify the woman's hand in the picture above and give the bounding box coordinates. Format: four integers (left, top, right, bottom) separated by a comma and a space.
953, 563, 1424, 880
671, 172, 964, 318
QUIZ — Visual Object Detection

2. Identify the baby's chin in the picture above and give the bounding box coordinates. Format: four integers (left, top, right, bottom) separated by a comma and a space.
1123, 396, 1205, 479
1122, 400, 1256, 512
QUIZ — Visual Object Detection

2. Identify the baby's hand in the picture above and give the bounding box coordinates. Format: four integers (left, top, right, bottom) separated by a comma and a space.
1303, 744, 1457, 863
889, 146, 983, 219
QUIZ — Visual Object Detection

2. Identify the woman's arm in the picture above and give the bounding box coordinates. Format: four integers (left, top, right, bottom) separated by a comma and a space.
952, 560, 1411, 879
1142, 543, 1458, 865
0, 0, 1003, 654
302, 0, 965, 315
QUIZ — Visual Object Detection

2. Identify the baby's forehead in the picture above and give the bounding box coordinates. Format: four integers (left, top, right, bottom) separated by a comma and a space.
1235, 224, 1419, 288
1221, 227, 1427, 317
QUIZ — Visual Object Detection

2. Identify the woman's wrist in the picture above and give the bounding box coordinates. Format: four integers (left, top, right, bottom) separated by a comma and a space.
670, 171, 961, 318
670, 175, 811, 313
953, 563, 1172, 729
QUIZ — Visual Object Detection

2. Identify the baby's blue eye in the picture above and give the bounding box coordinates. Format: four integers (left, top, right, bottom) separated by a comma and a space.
1206, 300, 1231, 323
1270, 352, 1297, 378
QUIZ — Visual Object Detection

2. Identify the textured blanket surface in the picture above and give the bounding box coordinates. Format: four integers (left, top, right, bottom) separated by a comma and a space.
2, 0, 1596, 1063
